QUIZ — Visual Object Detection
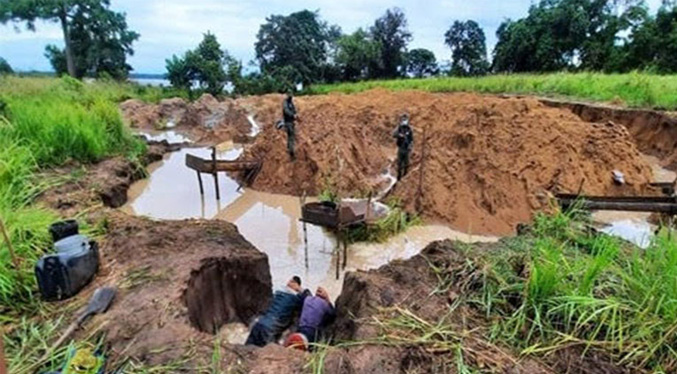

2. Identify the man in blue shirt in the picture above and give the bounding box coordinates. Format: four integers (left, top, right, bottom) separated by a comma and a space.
245, 276, 309, 347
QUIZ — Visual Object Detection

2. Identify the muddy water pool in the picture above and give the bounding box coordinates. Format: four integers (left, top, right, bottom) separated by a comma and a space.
123, 146, 498, 299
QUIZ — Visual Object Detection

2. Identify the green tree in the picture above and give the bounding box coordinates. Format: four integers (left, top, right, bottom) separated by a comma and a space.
491, 0, 646, 73
622, 3, 677, 72
255, 10, 335, 86
42, 2, 139, 79
370, 8, 412, 78
166, 53, 195, 91
165, 32, 228, 96
1, 0, 137, 78
335, 28, 380, 81
444, 20, 489, 76
405, 48, 439, 78
0, 57, 13, 74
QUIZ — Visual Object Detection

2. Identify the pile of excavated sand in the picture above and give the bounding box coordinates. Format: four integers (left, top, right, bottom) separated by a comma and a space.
120, 94, 252, 143
241, 89, 654, 235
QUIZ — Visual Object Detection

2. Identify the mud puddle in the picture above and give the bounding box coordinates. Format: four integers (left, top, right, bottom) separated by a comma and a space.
592, 154, 675, 248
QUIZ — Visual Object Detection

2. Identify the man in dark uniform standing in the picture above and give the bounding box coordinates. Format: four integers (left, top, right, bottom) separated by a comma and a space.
282, 91, 298, 160
393, 113, 414, 180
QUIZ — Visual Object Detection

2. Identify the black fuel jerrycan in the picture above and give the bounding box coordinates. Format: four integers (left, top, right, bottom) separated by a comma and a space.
35, 221, 100, 301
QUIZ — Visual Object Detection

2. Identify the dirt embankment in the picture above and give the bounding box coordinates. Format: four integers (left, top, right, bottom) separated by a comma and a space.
542, 99, 677, 169
75, 214, 272, 366
38, 142, 173, 217
318, 239, 632, 374
242, 90, 654, 235
120, 94, 253, 144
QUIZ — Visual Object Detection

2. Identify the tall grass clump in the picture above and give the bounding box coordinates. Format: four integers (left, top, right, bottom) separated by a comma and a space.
478, 209, 677, 371
0, 75, 145, 315
308, 71, 677, 109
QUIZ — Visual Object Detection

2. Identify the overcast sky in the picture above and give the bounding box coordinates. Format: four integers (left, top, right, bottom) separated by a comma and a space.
0, 0, 664, 74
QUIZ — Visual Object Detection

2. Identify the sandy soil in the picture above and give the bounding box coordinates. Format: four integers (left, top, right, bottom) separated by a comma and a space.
239, 90, 654, 235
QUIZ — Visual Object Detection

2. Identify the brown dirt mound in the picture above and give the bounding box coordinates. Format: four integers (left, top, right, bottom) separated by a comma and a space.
120, 94, 253, 144
241, 90, 654, 235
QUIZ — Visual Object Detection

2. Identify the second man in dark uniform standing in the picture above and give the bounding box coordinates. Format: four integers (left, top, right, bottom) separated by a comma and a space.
393, 113, 414, 180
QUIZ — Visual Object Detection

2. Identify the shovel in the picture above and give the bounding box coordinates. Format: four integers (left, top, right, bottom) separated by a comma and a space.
40, 287, 117, 363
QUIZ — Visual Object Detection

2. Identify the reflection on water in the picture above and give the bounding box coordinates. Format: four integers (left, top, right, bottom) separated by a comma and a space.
137, 130, 190, 144
594, 210, 654, 248
601, 219, 653, 249
591, 155, 674, 248
124, 148, 498, 299
123, 147, 243, 219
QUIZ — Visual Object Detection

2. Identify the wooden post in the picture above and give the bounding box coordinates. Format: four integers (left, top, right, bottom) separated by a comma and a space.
0, 219, 20, 271
335, 232, 340, 280
577, 178, 586, 196
415, 125, 429, 214
211, 147, 220, 200
342, 230, 348, 270
301, 191, 309, 270
196, 170, 205, 195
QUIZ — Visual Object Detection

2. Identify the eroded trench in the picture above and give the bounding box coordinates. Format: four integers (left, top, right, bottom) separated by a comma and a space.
118, 96, 677, 343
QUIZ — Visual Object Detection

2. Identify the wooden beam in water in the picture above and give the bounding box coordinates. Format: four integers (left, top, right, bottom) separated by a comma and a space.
557, 194, 677, 214
211, 147, 220, 200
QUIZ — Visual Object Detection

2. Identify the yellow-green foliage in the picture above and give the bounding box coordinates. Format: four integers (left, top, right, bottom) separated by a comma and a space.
309, 71, 677, 109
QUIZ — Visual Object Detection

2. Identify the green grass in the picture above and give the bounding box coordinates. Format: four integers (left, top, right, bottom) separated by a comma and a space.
308, 71, 677, 110
470, 210, 677, 371
0, 76, 149, 316
313, 211, 677, 372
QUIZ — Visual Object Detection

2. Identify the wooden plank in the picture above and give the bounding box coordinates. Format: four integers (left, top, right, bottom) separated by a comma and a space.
186, 153, 260, 173
558, 197, 677, 214
556, 193, 676, 204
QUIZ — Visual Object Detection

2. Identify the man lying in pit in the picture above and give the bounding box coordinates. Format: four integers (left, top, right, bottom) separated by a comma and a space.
245, 276, 311, 347
284, 286, 336, 350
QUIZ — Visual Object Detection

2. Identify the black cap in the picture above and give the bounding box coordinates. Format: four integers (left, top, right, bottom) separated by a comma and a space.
292, 275, 302, 286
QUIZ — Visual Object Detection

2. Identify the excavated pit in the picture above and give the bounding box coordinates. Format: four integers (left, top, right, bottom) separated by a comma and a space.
238, 90, 656, 235
184, 257, 271, 334
80, 215, 273, 364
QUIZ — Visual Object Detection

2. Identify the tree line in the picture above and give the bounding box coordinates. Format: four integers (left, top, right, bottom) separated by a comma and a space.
3, 0, 677, 94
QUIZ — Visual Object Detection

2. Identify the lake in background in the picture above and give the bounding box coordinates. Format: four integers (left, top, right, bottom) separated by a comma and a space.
131, 77, 170, 87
